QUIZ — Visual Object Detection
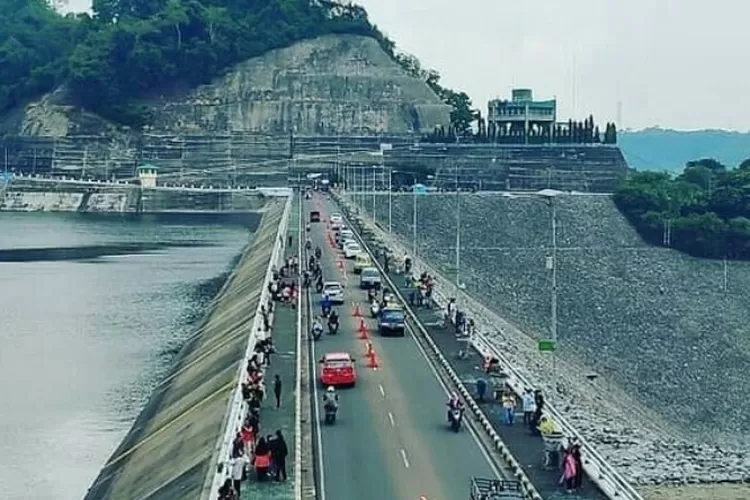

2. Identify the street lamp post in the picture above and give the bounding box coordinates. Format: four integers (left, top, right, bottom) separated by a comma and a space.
455, 165, 461, 287
538, 188, 561, 372
371, 165, 376, 223
388, 167, 393, 233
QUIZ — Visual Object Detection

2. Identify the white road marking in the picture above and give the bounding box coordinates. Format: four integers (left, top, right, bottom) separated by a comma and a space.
400, 449, 410, 468
379, 384, 385, 397
388, 412, 395, 427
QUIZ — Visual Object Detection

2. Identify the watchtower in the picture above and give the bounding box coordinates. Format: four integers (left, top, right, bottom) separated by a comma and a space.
137, 164, 158, 188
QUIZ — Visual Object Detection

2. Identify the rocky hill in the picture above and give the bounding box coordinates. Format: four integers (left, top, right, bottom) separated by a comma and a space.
1, 34, 449, 138
367, 192, 750, 446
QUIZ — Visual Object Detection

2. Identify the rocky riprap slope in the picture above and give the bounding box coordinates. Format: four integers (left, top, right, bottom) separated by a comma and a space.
351, 192, 750, 486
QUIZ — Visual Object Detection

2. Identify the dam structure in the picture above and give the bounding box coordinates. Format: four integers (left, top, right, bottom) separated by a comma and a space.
83, 195, 291, 500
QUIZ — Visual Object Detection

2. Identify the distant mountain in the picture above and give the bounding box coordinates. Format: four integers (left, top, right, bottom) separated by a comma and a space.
618, 128, 750, 172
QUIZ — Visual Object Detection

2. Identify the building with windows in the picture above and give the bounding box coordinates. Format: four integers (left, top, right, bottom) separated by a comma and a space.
487, 89, 557, 141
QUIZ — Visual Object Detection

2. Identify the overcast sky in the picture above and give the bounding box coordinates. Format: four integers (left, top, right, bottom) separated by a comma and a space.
62, 0, 748, 131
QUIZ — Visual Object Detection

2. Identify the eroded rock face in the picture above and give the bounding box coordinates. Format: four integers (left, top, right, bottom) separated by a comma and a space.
149, 34, 450, 135
4, 34, 449, 138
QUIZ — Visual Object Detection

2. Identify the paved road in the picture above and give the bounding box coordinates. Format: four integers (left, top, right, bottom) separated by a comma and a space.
304, 195, 501, 500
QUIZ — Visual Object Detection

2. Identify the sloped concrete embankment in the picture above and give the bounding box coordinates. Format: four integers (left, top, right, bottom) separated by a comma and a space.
83, 199, 286, 500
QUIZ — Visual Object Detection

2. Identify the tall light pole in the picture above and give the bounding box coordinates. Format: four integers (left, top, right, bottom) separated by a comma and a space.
455, 164, 461, 286
388, 167, 393, 233
371, 165, 376, 222
412, 181, 417, 258
538, 189, 562, 370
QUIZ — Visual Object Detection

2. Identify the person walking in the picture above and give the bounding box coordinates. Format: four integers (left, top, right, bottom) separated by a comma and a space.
230, 451, 248, 496
274, 374, 282, 409
274, 430, 289, 481
522, 388, 536, 426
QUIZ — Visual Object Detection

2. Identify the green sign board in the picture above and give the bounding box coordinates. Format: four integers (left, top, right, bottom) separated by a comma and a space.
538, 339, 556, 352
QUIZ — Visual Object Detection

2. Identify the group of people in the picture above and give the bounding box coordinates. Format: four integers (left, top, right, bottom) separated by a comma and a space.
269, 263, 298, 308
217, 259, 298, 499
406, 270, 435, 308
446, 297, 476, 338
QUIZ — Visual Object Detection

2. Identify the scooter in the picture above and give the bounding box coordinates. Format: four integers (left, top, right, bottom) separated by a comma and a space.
449, 408, 463, 433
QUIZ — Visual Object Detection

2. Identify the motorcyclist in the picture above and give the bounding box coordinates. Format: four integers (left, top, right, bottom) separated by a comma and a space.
302, 270, 311, 288
327, 309, 339, 333
321, 293, 332, 317
447, 392, 464, 422
305, 237, 312, 250
306, 223, 311, 233
323, 386, 339, 408
312, 316, 323, 340
315, 246, 322, 260
315, 275, 324, 293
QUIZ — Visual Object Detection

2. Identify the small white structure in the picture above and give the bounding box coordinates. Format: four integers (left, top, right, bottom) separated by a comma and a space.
137, 165, 158, 188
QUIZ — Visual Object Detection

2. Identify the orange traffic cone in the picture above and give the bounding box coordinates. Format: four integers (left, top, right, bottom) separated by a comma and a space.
367, 345, 379, 369
353, 303, 361, 318
358, 318, 368, 339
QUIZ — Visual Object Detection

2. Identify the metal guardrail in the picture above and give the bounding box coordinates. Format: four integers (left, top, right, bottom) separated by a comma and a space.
337, 206, 543, 500
205, 195, 292, 500
334, 193, 644, 500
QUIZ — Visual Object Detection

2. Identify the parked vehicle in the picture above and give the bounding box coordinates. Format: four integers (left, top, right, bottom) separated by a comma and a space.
353, 254, 372, 274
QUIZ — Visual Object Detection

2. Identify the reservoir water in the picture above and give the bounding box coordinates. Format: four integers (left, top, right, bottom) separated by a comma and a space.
0, 212, 259, 500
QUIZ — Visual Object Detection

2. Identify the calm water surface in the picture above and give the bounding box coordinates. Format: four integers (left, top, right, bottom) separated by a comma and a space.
0, 212, 257, 500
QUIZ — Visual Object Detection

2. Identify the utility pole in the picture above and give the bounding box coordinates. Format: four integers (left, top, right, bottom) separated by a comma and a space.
548, 197, 558, 373
412, 183, 417, 258
455, 164, 461, 286
371, 165, 376, 222
388, 167, 393, 233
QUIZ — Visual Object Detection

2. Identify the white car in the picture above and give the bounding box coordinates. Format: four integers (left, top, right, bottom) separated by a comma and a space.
330, 213, 343, 229
343, 242, 362, 259
322, 281, 345, 304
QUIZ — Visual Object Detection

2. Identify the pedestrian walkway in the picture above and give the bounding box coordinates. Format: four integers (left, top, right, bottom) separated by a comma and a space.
241, 201, 300, 500
356, 228, 609, 500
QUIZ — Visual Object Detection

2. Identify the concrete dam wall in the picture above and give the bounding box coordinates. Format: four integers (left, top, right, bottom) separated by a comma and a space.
83, 199, 285, 500
1, 178, 270, 213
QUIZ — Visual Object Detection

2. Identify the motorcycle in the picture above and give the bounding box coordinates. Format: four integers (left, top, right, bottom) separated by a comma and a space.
324, 400, 338, 424
370, 301, 380, 318
312, 324, 323, 341
449, 408, 463, 432
315, 247, 322, 260
321, 304, 331, 317
327, 319, 339, 335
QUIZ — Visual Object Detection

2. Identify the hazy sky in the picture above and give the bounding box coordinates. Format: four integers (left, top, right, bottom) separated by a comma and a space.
62, 0, 749, 131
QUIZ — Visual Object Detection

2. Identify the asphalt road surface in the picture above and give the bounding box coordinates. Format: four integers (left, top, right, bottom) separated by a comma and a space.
304, 195, 501, 500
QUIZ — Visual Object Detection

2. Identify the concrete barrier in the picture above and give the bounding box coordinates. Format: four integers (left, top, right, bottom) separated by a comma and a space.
206, 195, 292, 499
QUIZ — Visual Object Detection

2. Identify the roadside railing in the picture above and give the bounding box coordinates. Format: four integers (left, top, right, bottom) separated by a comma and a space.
205, 195, 292, 500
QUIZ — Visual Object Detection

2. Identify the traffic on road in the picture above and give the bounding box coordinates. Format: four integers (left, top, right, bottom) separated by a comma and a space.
301, 192, 511, 500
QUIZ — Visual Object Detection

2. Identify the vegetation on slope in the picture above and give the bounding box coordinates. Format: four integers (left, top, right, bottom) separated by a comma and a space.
0, 0, 470, 129
614, 158, 750, 259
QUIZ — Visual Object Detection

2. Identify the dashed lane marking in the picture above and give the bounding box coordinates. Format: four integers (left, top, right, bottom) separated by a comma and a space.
379, 384, 385, 397
400, 449, 410, 468
388, 412, 395, 427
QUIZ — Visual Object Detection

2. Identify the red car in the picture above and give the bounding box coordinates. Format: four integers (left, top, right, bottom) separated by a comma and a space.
319, 352, 357, 387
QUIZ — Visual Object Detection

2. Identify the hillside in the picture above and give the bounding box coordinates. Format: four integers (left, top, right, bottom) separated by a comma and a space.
619, 128, 750, 171
0, 0, 457, 136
